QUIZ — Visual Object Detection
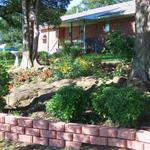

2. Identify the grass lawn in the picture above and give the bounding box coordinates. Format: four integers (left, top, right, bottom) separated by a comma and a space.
82, 53, 122, 63
0, 140, 126, 150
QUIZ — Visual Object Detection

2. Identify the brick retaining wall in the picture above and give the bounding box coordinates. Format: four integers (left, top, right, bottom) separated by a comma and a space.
0, 113, 150, 150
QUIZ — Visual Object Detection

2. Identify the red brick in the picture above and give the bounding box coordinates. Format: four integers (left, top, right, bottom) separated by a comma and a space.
25, 128, 40, 136
0, 113, 7, 123
99, 127, 117, 138
11, 126, 24, 134
0, 124, 10, 131
117, 128, 136, 140
73, 134, 90, 143
0, 131, 5, 140
90, 136, 107, 145
33, 120, 48, 130
144, 143, 150, 150
5, 132, 18, 141
5, 116, 18, 125
49, 139, 65, 148
108, 138, 127, 148
136, 130, 150, 143
49, 122, 65, 132
82, 125, 99, 136
127, 140, 144, 150
65, 123, 82, 133
40, 130, 56, 139
18, 135, 33, 144
33, 136, 48, 146
57, 132, 73, 141
18, 117, 33, 127
66, 141, 81, 149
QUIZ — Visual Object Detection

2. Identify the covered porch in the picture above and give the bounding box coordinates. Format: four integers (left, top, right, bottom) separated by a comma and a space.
59, 0, 135, 53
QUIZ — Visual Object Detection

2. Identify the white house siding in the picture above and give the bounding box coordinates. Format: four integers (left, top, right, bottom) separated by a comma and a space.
38, 27, 59, 54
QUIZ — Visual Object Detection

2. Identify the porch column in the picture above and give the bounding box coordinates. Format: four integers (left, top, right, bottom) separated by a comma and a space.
70, 22, 73, 43
83, 20, 86, 53
47, 26, 50, 52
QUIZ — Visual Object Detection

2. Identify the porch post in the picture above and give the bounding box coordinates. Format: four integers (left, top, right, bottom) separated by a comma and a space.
70, 22, 73, 43
83, 20, 86, 53
47, 26, 50, 52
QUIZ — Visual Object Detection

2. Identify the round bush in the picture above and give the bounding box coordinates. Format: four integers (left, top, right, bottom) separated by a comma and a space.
91, 85, 148, 127
60, 40, 83, 59
46, 85, 87, 122
105, 32, 134, 61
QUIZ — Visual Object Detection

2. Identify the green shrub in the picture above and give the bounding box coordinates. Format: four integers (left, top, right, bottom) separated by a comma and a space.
105, 32, 134, 61
38, 51, 50, 65
53, 57, 93, 79
92, 85, 148, 127
0, 97, 6, 110
0, 61, 8, 109
0, 61, 9, 96
0, 51, 14, 60
46, 85, 87, 122
60, 40, 83, 59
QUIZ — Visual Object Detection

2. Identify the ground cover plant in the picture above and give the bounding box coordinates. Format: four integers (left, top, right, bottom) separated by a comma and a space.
10, 68, 53, 86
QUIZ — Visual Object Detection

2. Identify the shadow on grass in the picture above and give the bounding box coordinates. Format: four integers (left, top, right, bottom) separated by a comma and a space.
0, 141, 127, 150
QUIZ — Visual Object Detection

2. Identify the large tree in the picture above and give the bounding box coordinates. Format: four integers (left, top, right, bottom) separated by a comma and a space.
21, 0, 71, 69
129, 0, 150, 85
0, 0, 71, 69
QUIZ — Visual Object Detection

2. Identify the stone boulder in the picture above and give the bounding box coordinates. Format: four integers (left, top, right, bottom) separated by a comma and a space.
106, 76, 127, 86
4, 77, 102, 109
73, 76, 98, 90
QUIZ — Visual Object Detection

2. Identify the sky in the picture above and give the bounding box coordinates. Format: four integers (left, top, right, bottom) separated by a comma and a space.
68, 0, 82, 9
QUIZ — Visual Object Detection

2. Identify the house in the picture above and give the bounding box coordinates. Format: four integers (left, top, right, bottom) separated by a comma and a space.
38, 0, 135, 54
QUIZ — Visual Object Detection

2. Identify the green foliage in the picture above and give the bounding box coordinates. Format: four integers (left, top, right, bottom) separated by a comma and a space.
38, 51, 50, 65
112, 61, 130, 77
0, 61, 9, 96
105, 32, 134, 61
91, 85, 148, 127
0, 61, 8, 109
46, 85, 87, 122
60, 41, 83, 59
53, 57, 93, 79
0, 51, 14, 60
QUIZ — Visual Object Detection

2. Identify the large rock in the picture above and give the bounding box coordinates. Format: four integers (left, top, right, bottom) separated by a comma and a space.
4, 77, 102, 109
73, 76, 97, 90
106, 76, 127, 86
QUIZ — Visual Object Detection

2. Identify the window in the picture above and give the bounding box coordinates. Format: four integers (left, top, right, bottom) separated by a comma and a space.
104, 23, 110, 33
43, 35, 47, 43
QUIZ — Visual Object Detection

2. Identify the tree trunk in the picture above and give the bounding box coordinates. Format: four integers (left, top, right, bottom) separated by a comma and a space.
129, 0, 150, 85
32, 0, 40, 67
20, 0, 32, 69
20, 0, 41, 69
